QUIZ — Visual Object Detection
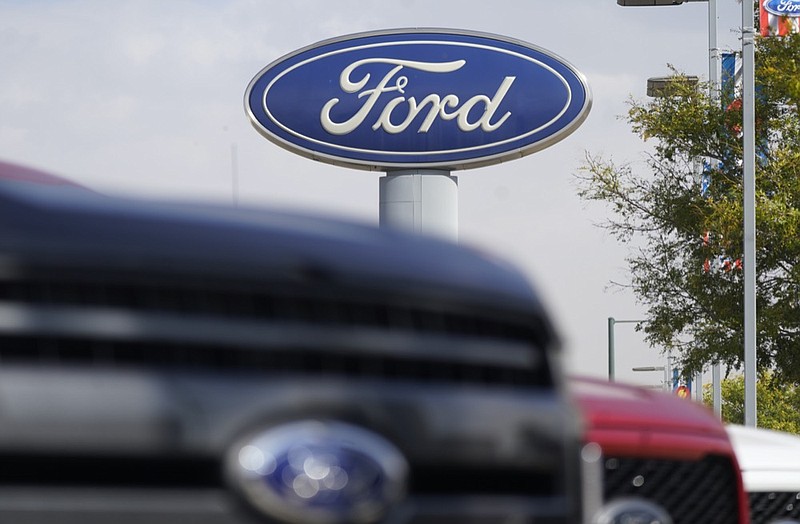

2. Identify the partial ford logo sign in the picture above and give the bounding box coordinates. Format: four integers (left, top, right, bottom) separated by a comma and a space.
245, 29, 591, 171
764, 0, 800, 16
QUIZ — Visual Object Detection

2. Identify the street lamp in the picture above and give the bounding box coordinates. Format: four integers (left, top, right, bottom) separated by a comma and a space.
646, 75, 699, 97
617, 0, 719, 99
607, 317, 646, 381
618, 0, 724, 418
645, 74, 710, 404
632, 365, 670, 392
618, 0, 698, 5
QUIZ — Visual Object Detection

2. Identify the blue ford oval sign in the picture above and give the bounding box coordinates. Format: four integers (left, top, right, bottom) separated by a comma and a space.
764, 0, 800, 16
245, 29, 591, 171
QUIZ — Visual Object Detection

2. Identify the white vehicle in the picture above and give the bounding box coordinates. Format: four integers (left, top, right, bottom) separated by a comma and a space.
727, 424, 800, 524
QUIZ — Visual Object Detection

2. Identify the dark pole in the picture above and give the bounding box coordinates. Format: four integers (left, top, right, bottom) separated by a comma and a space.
608, 317, 616, 381
608, 318, 647, 382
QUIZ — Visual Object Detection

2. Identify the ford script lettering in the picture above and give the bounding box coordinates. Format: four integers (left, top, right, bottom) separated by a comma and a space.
245, 29, 591, 171
764, 0, 800, 16
320, 58, 514, 135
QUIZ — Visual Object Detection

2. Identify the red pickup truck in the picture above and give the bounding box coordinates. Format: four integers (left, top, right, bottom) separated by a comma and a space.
572, 377, 749, 524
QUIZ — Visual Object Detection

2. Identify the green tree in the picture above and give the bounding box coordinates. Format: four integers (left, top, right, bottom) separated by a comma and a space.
577, 32, 800, 384
703, 373, 800, 434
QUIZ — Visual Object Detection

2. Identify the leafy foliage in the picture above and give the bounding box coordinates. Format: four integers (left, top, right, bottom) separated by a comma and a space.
703, 373, 800, 434
577, 34, 800, 383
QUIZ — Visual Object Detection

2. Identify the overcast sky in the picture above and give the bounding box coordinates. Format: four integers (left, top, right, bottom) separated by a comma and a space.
0, 0, 747, 386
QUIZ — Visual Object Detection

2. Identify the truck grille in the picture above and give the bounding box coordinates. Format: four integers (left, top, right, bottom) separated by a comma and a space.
0, 334, 546, 387
603, 455, 742, 524
0, 453, 558, 498
749, 491, 800, 524
0, 274, 538, 342
0, 271, 551, 388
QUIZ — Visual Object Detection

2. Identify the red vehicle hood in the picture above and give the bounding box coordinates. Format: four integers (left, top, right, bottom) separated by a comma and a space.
0, 160, 87, 187
570, 376, 731, 460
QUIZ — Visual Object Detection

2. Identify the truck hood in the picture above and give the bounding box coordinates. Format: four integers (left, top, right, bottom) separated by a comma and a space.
570, 377, 731, 459
0, 160, 555, 336
726, 424, 800, 491
572, 377, 726, 435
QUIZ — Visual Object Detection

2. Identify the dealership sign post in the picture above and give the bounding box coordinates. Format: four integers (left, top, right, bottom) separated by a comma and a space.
245, 29, 591, 239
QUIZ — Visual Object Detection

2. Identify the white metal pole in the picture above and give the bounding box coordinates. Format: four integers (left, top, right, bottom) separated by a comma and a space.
708, 0, 719, 97
742, 0, 757, 427
666, 352, 672, 393
379, 170, 459, 241
708, 0, 724, 419
713, 364, 722, 417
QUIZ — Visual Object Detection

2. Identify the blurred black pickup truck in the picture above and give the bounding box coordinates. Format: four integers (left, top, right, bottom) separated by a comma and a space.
0, 160, 585, 524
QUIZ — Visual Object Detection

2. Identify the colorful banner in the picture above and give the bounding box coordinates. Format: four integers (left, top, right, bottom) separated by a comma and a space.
761, 0, 800, 37
701, 52, 742, 275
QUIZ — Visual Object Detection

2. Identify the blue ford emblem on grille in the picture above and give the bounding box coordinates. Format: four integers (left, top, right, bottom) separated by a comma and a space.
764, 0, 800, 16
245, 29, 591, 171
226, 420, 408, 524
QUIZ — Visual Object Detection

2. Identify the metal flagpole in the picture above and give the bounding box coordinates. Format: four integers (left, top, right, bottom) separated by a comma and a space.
742, 0, 757, 427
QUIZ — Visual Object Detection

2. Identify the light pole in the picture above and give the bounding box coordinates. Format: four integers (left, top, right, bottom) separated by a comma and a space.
742, 0, 757, 428
607, 317, 646, 381
618, 0, 724, 419
645, 74, 712, 406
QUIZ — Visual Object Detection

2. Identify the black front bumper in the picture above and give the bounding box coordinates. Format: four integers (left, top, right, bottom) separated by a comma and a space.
0, 366, 581, 524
